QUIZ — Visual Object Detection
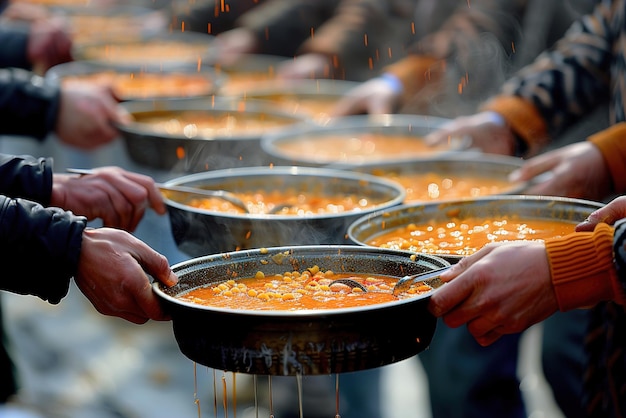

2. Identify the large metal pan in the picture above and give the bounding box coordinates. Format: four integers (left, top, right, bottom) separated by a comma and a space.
347, 195, 603, 264
260, 114, 470, 168
153, 245, 449, 375
46, 61, 224, 101
351, 153, 528, 204
72, 30, 216, 67
117, 98, 309, 172
163, 166, 406, 257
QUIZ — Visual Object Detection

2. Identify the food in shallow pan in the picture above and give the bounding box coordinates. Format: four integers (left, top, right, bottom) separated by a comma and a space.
76, 40, 209, 65
153, 245, 448, 374
368, 216, 576, 257
375, 171, 518, 203
271, 132, 453, 164
347, 196, 603, 261
61, 71, 217, 100
130, 110, 297, 139
181, 187, 387, 215
261, 114, 467, 167
177, 264, 433, 311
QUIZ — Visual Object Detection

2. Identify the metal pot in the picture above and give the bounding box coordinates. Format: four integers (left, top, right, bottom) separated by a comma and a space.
260, 114, 469, 168
163, 166, 406, 257
153, 245, 449, 375
46, 61, 224, 101
351, 153, 528, 204
224, 79, 359, 121
347, 195, 603, 263
117, 98, 309, 172
72, 30, 216, 66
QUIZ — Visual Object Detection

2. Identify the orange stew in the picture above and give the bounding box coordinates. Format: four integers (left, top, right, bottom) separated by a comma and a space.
131, 110, 295, 138
79, 41, 209, 64
370, 171, 519, 203
177, 265, 432, 311
180, 188, 384, 215
62, 72, 216, 100
369, 217, 575, 257
274, 133, 458, 164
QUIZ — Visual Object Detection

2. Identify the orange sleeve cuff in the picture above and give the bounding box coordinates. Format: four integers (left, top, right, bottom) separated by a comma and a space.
480, 96, 549, 156
384, 55, 443, 105
588, 122, 626, 195
546, 223, 623, 311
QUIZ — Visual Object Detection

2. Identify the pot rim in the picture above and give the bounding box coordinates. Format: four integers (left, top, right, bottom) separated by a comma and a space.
347, 194, 604, 247
260, 114, 470, 166
117, 97, 311, 140
162, 165, 407, 220
153, 244, 449, 317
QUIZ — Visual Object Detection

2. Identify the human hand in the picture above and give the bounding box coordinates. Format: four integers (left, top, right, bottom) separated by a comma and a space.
577, 195, 626, 231
0, 2, 51, 22
428, 241, 558, 346
331, 76, 402, 115
27, 17, 73, 73
51, 166, 166, 231
423, 111, 517, 155
276, 53, 331, 80
55, 82, 131, 149
75, 227, 178, 324
214, 27, 259, 65
509, 142, 612, 201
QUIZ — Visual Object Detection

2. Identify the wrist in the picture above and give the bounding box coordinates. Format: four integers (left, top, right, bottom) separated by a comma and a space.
482, 111, 528, 157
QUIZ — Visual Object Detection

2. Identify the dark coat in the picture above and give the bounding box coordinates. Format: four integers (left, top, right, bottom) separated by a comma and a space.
0, 154, 87, 403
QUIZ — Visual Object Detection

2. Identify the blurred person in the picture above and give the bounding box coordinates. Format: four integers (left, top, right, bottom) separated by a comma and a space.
423, 0, 619, 201
0, 66, 129, 150
331, 2, 596, 418
333, 0, 593, 117
0, 1, 72, 74
417, 2, 626, 417
429, 194, 626, 417
173, 0, 417, 81
0, 157, 178, 405
0, 19, 129, 150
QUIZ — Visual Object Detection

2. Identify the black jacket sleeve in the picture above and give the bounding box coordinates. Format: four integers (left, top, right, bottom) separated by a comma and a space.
0, 153, 52, 206
0, 67, 60, 140
0, 153, 85, 303
0, 23, 31, 70
0, 196, 87, 304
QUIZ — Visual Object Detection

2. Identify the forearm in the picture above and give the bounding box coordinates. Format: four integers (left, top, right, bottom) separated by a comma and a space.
0, 67, 60, 140
547, 222, 625, 311
0, 196, 87, 303
0, 154, 53, 205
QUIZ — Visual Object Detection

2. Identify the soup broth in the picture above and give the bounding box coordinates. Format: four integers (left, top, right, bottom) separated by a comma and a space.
179, 187, 384, 215
369, 216, 575, 257
131, 110, 295, 138
370, 171, 518, 203
177, 266, 433, 311
62, 72, 216, 99
274, 133, 457, 164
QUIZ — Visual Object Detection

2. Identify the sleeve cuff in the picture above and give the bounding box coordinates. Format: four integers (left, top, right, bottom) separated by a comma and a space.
383, 55, 442, 104
547, 223, 619, 311
587, 122, 626, 195
479, 96, 549, 156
